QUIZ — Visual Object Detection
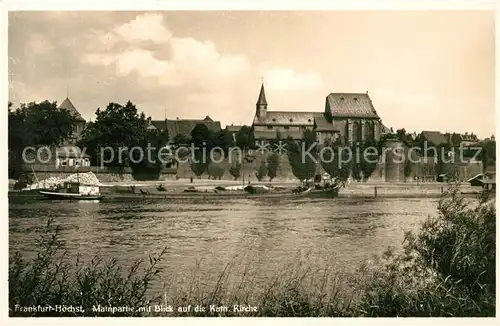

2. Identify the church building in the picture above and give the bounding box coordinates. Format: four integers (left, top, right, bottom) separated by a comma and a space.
252, 83, 386, 145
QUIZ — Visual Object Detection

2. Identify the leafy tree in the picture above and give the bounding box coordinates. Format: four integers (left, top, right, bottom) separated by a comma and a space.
286, 130, 317, 181
211, 128, 233, 153
480, 140, 496, 168
190, 123, 211, 148
172, 134, 191, 147
78, 101, 149, 167
235, 125, 254, 150
255, 160, 267, 181
267, 153, 279, 181
190, 151, 208, 179
229, 162, 242, 180
8, 101, 77, 178
207, 161, 225, 180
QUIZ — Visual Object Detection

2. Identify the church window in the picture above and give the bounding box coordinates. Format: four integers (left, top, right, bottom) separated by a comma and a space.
267, 126, 273, 130
289, 119, 293, 122
354, 97, 358, 101
308, 119, 312, 122
340, 97, 345, 101
272, 118, 276, 122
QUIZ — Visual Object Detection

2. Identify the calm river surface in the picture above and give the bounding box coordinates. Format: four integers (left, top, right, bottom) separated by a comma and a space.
9, 196, 439, 294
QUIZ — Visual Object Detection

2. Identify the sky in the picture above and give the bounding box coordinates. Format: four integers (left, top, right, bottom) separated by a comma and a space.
8, 11, 495, 138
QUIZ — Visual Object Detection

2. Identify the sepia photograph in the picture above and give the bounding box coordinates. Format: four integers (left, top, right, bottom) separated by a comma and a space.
6, 5, 497, 321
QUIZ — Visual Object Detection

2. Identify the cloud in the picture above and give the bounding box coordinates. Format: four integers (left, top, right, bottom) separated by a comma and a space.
114, 13, 172, 44
83, 14, 251, 88
263, 67, 323, 91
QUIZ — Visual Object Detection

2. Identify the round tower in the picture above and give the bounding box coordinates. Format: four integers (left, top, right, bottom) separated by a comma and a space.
384, 137, 406, 183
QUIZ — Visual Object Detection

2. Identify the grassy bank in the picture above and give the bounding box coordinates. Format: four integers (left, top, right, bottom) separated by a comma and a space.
9, 187, 495, 317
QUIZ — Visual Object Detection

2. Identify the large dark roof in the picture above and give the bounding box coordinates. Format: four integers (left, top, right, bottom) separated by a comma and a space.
313, 113, 339, 132
151, 119, 221, 139
253, 111, 315, 126
421, 131, 447, 145
326, 93, 379, 119
58, 97, 85, 122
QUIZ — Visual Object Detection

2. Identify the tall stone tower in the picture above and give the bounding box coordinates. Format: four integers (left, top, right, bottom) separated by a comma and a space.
256, 82, 267, 120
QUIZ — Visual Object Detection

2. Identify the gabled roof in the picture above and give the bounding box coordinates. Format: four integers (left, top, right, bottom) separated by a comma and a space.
253, 111, 315, 126
326, 93, 379, 119
256, 83, 267, 106
313, 113, 339, 132
58, 97, 85, 122
151, 119, 222, 139
226, 125, 243, 132
421, 131, 447, 145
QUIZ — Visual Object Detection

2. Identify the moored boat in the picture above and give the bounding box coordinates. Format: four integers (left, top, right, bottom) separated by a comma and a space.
39, 181, 103, 200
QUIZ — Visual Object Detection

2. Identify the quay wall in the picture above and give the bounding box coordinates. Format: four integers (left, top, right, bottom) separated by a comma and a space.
21, 165, 177, 183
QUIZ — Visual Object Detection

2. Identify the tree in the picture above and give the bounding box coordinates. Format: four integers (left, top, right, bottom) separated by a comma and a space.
172, 134, 191, 148
190, 151, 208, 179
8, 101, 77, 178
229, 162, 242, 180
255, 160, 267, 181
207, 161, 225, 180
79, 101, 150, 168
235, 125, 253, 150
191, 123, 211, 148
286, 130, 317, 181
211, 128, 233, 153
267, 153, 279, 181
481, 140, 496, 168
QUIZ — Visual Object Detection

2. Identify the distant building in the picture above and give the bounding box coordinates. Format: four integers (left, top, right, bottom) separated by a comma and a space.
445, 132, 479, 147
226, 124, 243, 142
251, 83, 385, 145
419, 131, 448, 146
58, 97, 86, 145
55, 145, 91, 168
149, 116, 221, 143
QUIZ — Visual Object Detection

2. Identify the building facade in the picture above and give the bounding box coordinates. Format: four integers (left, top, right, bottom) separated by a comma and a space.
149, 116, 222, 143
252, 83, 385, 145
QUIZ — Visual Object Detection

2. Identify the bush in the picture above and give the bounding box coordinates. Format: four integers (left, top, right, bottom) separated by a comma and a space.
229, 163, 241, 180
267, 153, 279, 181
354, 187, 496, 316
9, 219, 167, 317
255, 160, 267, 181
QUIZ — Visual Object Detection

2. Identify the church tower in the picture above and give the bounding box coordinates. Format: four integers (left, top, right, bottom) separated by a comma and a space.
256, 82, 268, 120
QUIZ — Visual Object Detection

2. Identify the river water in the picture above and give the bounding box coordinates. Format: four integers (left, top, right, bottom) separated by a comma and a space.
9, 196, 439, 295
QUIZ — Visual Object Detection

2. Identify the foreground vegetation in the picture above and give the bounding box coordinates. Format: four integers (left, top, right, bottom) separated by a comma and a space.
9, 188, 495, 317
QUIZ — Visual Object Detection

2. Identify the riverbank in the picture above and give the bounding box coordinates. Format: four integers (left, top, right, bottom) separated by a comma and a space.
9, 182, 483, 199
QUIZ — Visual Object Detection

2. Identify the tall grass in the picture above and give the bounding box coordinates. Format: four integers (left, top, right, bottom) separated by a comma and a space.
9, 187, 495, 317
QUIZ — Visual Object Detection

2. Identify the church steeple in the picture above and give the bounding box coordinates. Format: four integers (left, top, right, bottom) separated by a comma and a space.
256, 82, 268, 119
256, 82, 267, 106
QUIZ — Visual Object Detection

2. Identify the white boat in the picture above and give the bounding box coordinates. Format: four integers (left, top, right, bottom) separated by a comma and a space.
39, 181, 103, 200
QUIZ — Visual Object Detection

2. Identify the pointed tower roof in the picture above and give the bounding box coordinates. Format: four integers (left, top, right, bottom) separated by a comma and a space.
58, 97, 85, 122
256, 82, 267, 106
